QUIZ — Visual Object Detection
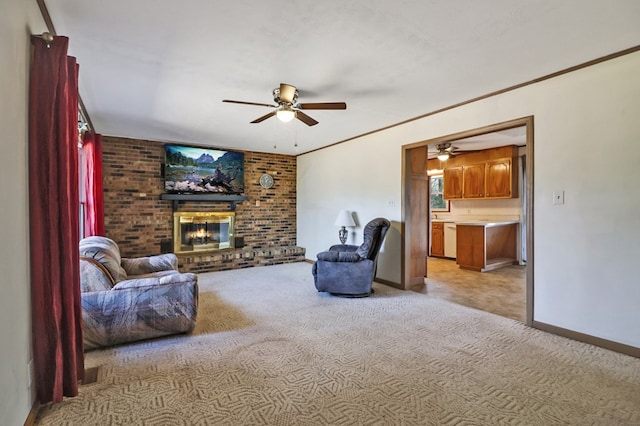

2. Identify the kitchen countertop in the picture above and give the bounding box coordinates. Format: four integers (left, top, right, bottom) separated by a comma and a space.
455, 220, 519, 227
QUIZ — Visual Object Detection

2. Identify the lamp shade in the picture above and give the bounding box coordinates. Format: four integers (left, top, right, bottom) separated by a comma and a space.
276, 106, 296, 122
334, 210, 356, 227
437, 152, 450, 161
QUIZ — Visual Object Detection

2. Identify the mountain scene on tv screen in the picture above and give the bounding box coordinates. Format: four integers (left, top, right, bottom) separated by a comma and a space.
165, 145, 244, 194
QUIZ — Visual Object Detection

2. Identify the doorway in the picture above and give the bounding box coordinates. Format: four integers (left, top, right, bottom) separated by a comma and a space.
402, 117, 534, 325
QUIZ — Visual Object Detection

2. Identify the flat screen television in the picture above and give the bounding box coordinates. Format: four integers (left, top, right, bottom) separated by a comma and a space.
164, 144, 244, 194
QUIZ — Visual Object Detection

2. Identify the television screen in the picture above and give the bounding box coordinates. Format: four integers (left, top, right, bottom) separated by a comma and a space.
164, 144, 244, 194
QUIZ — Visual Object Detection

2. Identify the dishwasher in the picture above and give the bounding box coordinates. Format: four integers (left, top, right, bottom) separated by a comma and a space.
444, 223, 457, 258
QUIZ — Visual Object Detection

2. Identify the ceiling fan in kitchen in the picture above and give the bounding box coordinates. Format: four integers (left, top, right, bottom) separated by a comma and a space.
222, 83, 346, 126
429, 142, 459, 161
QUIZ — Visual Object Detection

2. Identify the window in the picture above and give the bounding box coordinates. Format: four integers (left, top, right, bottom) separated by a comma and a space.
78, 144, 86, 239
430, 174, 449, 212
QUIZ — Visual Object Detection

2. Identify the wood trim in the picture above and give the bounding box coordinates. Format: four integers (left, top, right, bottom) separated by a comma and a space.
298, 45, 640, 156
374, 277, 402, 290
23, 401, 40, 426
405, 116, 532, 151
525, 118, 534, 327
402, 146, 429, 289
401, 116, 534, 323
532, 321, 640, 359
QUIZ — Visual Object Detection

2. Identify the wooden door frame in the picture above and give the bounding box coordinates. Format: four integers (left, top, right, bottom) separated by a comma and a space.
401, 116, 534, 326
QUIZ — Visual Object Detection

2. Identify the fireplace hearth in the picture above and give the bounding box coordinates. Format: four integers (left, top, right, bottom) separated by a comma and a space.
173, 211, 235, 254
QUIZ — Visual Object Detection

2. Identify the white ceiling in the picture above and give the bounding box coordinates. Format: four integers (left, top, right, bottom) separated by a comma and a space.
45, 1, 640, 155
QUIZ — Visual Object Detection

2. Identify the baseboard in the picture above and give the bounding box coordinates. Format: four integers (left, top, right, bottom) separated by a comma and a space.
532, 321, 640, 358
81, 366, 103, 385
375, 277, 403, 289
23, 400, 40, 426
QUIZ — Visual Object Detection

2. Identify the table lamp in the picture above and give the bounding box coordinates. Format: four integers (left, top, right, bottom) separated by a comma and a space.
334, 210, 356, 244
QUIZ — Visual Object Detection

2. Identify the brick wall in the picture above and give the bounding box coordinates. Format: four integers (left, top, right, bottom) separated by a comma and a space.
101, 136, 304, 272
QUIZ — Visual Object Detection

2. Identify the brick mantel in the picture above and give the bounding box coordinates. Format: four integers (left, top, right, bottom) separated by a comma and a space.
160, 193, 250, 211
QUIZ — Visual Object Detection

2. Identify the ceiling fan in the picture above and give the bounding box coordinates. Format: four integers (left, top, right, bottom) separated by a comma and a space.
429, 142, 459, 161
222, 83, 346, 126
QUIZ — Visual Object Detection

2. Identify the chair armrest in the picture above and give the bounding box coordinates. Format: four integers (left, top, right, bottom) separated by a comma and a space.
316, 250, 361, 262
329, 244, 358, 252
112, 272, 197, 291
121, 253, 179, 275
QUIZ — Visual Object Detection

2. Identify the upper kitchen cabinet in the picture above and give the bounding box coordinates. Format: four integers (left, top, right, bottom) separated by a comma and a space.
431, 145, 519, 200
485, 157, 517, 198
443, 166, 463, 199
462, 163, 485, 198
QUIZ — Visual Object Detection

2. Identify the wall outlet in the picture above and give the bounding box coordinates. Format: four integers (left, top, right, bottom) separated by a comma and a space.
388, 200, 396, 207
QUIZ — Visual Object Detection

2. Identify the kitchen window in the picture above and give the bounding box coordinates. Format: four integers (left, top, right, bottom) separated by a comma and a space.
430, 174, 449, 212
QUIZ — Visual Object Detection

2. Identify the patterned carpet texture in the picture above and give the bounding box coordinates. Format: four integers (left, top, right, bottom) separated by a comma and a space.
37, 262, 640, 425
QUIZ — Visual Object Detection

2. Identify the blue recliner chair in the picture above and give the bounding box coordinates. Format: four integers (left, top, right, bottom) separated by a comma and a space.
312, 217, 390, 297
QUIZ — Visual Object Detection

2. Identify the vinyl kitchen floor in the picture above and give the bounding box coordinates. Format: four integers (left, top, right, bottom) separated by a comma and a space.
411, 256, 526, 322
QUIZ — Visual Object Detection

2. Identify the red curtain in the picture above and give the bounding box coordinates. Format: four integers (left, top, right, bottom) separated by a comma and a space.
29, 35, 84, 404
82, 131, 105, 236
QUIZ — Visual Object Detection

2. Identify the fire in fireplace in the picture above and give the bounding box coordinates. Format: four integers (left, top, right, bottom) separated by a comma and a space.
173, 211, 235, 254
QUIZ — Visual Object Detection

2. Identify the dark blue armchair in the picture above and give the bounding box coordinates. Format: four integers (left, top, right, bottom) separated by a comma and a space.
312, 217, 390, 297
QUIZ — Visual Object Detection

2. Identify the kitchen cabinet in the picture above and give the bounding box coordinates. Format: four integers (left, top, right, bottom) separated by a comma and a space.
443, 167, 463, 199
440, 145, 519, 200
462, 163, 485, 198
431, 222, 444, 257
485, 158, 517, 198
456, 222, 518, 272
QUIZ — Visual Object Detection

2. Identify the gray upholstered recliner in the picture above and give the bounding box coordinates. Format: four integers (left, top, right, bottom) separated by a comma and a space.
79, 236, 198, 350
312, 217, 390, 297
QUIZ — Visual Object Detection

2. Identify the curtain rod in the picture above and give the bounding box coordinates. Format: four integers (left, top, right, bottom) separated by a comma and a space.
35, 0, 96, 133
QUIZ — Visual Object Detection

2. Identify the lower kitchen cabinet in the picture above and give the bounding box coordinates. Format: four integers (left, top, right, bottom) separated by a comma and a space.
456, 222, 518, 272
431, 222, 444, 257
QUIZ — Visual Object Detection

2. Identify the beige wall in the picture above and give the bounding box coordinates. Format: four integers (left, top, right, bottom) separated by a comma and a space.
298, 50, 640, 348
0, 0, 46, 423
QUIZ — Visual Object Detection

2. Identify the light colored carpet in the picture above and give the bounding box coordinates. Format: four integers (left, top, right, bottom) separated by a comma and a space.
36, 262, 640, 425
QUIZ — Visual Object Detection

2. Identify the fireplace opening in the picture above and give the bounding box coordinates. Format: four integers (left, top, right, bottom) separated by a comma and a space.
173, 212, 235, 254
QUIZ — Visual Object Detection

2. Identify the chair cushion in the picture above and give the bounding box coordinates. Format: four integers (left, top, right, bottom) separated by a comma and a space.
317, 251, 361, 262
356, 218, 385, 259
79, 236, 128, 283
80, 258, 114, 292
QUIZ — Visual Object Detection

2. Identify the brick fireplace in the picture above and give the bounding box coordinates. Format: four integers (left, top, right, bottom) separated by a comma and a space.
101, 136, 305, 273
173, 211, 235, 254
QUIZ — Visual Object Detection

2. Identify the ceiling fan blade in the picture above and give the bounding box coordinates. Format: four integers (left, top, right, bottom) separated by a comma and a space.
250, 111, 276, 123
295, 111, 319, 126
279, 83, 297, 104
223, 99, 275, 108
298, 102, 347, 110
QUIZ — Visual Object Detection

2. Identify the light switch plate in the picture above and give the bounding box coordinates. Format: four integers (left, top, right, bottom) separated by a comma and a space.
553, 190, 565, 205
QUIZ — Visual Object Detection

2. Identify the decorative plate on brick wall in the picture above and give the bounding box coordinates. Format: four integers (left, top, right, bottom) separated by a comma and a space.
259, 173, 274, 189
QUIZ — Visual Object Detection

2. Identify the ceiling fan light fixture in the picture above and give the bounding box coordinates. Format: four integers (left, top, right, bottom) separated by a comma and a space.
437, 151, 450, 161
276, 105, 296, 122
